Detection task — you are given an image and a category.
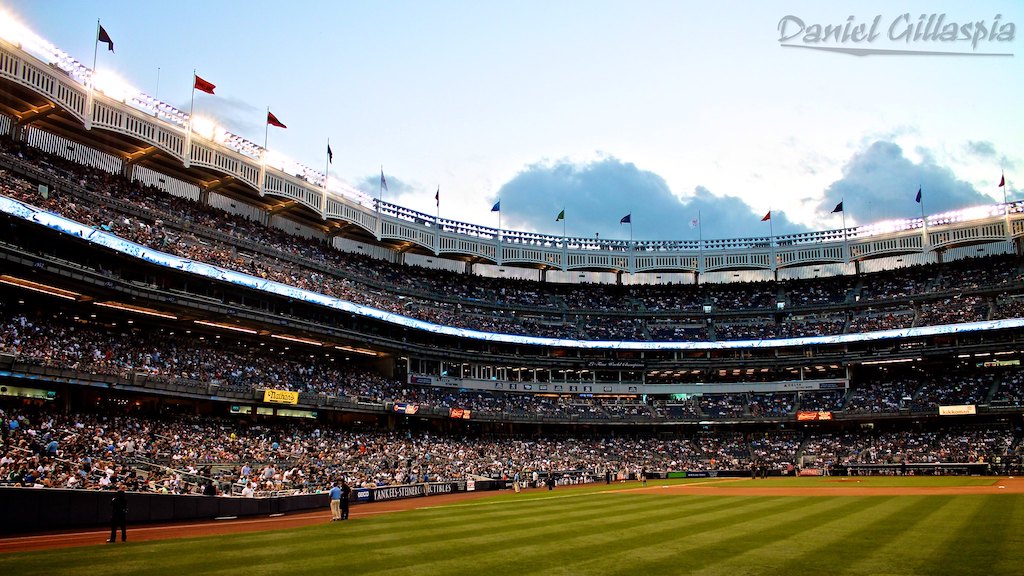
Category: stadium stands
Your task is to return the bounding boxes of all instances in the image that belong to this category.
[1,101,1024,501]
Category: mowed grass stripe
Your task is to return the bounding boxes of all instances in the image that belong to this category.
[836,495,1016,576]
[268,493,772,574]
[931,495,1023,576]
[770,495,947,575]
[556,496,870,576]
[990,492,1024,574]
[341,494,805,576]
[429,496,803,572]
[336,492,678,553]
[730,495,954,576]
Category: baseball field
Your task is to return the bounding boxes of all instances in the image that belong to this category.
[2,476,1022,575]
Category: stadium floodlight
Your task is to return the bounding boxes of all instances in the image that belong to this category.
[94,301,178,320]
[0,8,29,48]
[929,204,1004,227]
[271,333,323,346]
[861,358,916,365]
[858,218,916,237]
[194,320,259,334]
[189,115,219,142]
[0,274,85,301]
[91,69,138,103]
[0,9,63,67]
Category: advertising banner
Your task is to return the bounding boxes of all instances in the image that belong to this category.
[263,389,299,405]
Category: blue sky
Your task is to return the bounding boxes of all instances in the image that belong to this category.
[1,1,1020,240]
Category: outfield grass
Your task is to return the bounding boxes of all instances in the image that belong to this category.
[2,478,1022,576]
[705,475,1000,488]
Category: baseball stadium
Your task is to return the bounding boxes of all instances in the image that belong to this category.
[1,5,1023,576]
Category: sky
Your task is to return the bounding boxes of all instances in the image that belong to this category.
[1,1,1020,241]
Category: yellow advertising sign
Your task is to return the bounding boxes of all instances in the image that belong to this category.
[263,389,299,405]
[938,404,976,416]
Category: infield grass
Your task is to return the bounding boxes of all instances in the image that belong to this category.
[2,477,1022,576]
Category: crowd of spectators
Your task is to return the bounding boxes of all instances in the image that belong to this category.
[916,295,991,326]
[847,308,915,332]
[992,371,1024,407]
[993,295,1024,320]
[782,276,855,307]
[5,307,1024,426]
[910,373,996,411]
[844,378,923,414]
[0,405,843,493]
[8,406,1012,494]
[3,139,1023,345]
[795,390,844,411]
[802,427,1016,469]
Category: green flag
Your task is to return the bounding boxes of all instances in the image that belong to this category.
[556,209,565,221]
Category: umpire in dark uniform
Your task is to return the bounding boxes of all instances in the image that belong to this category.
[107,488,128,542]
[340,480,351,520]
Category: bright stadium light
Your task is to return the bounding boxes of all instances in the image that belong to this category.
[858,217,917,237]
[929,204,1004,226]
[0,9,28,47]
[189,115,219,141]
[91,69,139,103]
[0,10,55,63]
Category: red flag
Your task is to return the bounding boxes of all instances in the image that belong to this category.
[97,25,114,52]
[193,75,216,95]
[267,111,287,129]
[999,173,1005,187]
[761,211,771,222]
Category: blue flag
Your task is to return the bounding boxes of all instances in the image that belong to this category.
[620,213,631,224]
[491,200,501,212]
[915,187,921,203]
[380,169,388,191]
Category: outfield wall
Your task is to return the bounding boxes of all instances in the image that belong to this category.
[0,480,499,534]
[0,488,327,534]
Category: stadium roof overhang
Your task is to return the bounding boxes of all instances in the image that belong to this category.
[0,75,363,237]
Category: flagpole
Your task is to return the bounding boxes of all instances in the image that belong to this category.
[263,107,270,153]
[840,199,849,263]
[185,71,196,168]
[324,138,331,190]
[434,186,440,255]
[1003,170,1011,243]
[378,165,383,211]
[496,198,502,264]
[561,208,567,272]
[258,107,270,197]
[919,184,928,246]
[697,209,703,278]
[86,19,100,130]
[321,138,330,219]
